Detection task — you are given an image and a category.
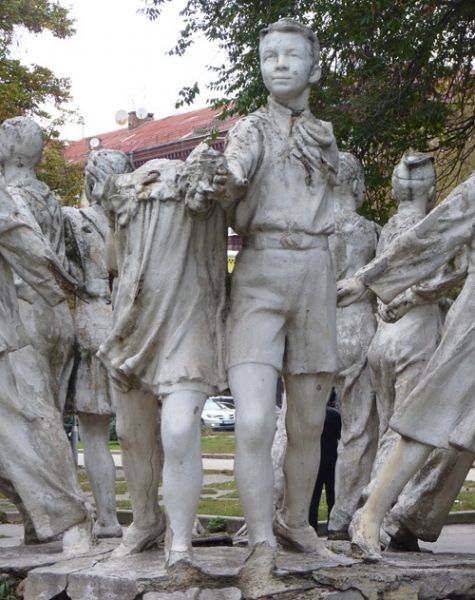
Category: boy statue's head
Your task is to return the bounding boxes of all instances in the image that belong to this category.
[392,152,436,212]
[0,117,43,171]
[85,149,133,205]
[259,18,320,105]
[336,152,366,210]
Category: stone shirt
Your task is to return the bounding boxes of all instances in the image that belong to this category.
[224,97,338,241]
[0,186,67,353]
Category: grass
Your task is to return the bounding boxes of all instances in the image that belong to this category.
[75,472,475,520]
[201,432,235,454]
[93,432,236,455]
[198,497,243,517]
[450,481,475,512]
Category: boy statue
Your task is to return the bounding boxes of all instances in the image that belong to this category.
[210,18,340,573]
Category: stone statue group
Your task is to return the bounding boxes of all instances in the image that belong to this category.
[0,16,474,584]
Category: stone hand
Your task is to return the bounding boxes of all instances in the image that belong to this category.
[49,260,89,302]
[85,163,110,203]
[380,298,413,322]
[210,165,229,198]
[337,277,367,306]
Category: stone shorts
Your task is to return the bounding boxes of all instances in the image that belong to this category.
[226,247,337,375]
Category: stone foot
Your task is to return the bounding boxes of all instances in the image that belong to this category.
[384,520,421,553]
[239,542,278,597]
[273,512,318,553]
[166,557,205,589]
[166,549,193,568]
[62,517,95,558]
[112,519,165,557]
[93,522,123,539]
[387,531,421,553]
[273,512,345,561]
[349,508,382,563]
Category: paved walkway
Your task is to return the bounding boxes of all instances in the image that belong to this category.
[77,451,235,472]
[1,522,474,553]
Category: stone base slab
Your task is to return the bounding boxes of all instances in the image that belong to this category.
[1,542,474,599]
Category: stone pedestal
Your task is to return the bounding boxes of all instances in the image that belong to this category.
[1,542,474,599]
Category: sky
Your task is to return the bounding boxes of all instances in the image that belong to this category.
[14,0,222,140]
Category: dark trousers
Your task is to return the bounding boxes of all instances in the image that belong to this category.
[309,467,336,531]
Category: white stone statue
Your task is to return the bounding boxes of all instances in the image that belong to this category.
[89,145,227,569]
[208,18,346,576]
[383,445,475,550]
[0,117,75,414]
[357,153,475,553]
[0,178,93,556]
[62,150,132,540]
[325,152,379,539]
[363,154,443,484]
[337,169,475,561]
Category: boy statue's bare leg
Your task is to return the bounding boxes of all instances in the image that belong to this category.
[112,387,165,557]
[161,390,207,567]
[276,372,334,555]
[230,363,279,550]
[350,436,432,561]
[78,413,122,538]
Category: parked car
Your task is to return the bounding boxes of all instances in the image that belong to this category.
[201,397,235,431]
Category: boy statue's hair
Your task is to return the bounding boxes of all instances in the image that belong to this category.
[259,18,320,65]
[393,151,436,209]
[336,152,364,187]
[0,117,43,168]
[87,149,133,175]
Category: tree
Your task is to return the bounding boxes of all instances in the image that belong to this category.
[141,0,475,223]
[1,2,82,205]
[37,139,84,206]
[0,0,74,125]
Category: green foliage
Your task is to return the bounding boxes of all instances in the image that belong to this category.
[0,0,75,125]
[36,139,83,207]
[141,0,475,223]
[206,516,227,532]
[0,576,21,600]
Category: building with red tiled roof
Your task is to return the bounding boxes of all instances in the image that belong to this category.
[64,107,240,167]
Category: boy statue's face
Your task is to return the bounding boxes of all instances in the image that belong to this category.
[259,30,320,103]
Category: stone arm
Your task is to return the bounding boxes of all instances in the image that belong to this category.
[212,118,263,212]
[338,171,475,306]
[380,247,468,322]
[0,187,81,305]
[62,208,87,287]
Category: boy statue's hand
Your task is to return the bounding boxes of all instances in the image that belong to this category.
[337,277,367,307]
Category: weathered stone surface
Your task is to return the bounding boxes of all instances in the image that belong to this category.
[143,591,200,600]
[18,544,475,600]
[143,590,242,600]
[0,541,64,576]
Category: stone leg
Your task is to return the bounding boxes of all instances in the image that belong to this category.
[328,364,378,534]
[112,386,164,556]
[281,373,333,528]
[78,412,122,538]
[275,372,336,555]
[385,447,475,544]
[366,360,426,496]
[0,475,40,543]
[350,436,433,561]
[0,350,90,541]
[229,363,279,549]
[160,390,207,566]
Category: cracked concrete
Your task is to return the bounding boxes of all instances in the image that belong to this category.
[0,541,472,600]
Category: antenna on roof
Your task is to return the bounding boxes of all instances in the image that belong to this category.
[136,107,148,120]
[115,109,128,126]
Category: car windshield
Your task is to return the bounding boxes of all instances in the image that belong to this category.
[205,399,233,411]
